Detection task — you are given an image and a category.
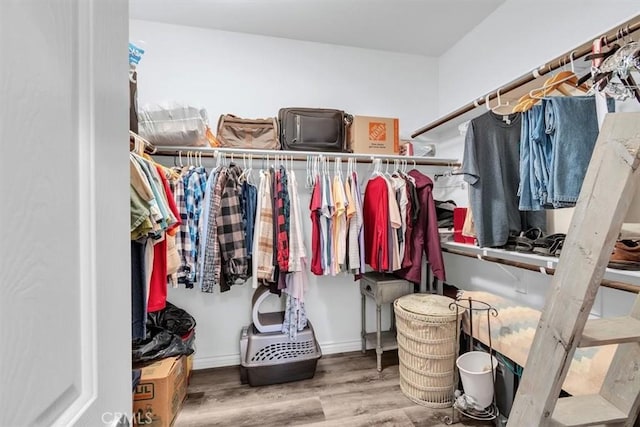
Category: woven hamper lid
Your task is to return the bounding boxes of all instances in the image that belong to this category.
[395,294,457,321]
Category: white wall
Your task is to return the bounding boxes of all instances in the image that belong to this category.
[130,19,443,369]
[131,19,439,140]
[435,1,640,314]
[438,0,640,116]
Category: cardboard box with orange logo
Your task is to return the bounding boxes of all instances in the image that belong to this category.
[133,356,187,426]
[348,115,399,155]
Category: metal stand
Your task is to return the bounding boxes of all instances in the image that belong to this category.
[443,297,500,425]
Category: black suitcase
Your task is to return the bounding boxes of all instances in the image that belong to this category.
[278,107,352,152]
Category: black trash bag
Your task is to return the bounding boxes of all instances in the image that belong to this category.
[132,325,194,364]
[147,301,196,337]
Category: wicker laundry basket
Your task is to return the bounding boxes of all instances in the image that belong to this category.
[394,294,459,408]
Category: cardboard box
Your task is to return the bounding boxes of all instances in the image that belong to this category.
[186,354,193,382]
[348,116,399,155]
[133,356,187,427]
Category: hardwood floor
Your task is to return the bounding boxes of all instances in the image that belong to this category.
[175,350,493,427]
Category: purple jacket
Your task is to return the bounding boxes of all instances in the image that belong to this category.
[395,170,446,284]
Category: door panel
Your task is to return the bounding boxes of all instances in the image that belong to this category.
[0,0,130,426]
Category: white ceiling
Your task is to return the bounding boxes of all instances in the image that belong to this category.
[130,0,506,57]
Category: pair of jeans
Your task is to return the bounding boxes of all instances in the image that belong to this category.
[531,104,552,208]
[518,105,546,211]
[518,105,550,211]
[544,96,614,208]
[521,97,612,210]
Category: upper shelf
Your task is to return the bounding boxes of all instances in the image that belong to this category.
[442,241,640,289]
[153,145,460,167]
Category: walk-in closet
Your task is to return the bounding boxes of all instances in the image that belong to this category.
[3,2,640,426]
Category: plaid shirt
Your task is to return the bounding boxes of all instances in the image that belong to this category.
[201,169,227,292]
[184,167,208,285]
[217,165,248,291]
[276,169,290,272]
[168,171,190,284]
[256,170,275,282]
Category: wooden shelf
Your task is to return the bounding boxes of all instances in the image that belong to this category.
[580,317,640,347]
[442,241,640,290]
[551,394,627,426]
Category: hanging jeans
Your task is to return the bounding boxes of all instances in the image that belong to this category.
[530,103,552,209]
[544,96,614,208]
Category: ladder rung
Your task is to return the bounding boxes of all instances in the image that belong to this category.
[579,317,640,347]
[551,394,627,426]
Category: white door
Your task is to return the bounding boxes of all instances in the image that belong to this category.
[0,1,131,426]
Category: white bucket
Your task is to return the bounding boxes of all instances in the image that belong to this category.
[456,351,497,408]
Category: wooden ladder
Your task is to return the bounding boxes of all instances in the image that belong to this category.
[507,113,640,426]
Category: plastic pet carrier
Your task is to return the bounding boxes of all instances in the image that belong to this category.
[239,287,322,387]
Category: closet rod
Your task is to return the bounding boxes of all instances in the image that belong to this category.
[444,247,640,294]
[411,16,640,138]
[153,146,461,167]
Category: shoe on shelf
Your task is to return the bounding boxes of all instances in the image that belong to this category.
[532,233,566,257]
[608,240,640,270]
[514,228,544,253]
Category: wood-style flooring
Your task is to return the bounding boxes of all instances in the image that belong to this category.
[175,350,492,427]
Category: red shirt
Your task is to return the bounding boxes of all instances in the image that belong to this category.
[148,165,182,313]
[309,178,323,275]
[363,177,389,271]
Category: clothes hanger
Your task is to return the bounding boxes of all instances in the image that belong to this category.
[490,89,513,115]
[129,130,156,154]
[513,53,590,112]
[249,154,254,181]
[533,54,589,97]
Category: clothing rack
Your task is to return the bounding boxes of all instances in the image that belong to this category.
[412,16,640,138]
[154,145,460,167]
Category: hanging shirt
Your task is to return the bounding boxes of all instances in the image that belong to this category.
[345,176,359,272]
[462,111,545,247]
[168,172,189,285]
[276,168,290,273]
[401,176,415,270]
[363,176,389,271]
[320,173,334,275]
[255,170,275,283]
[200,169,227,293]
[309,176,323,276]
[217,165,249,291]
[384,176,402,271]
[353,172,366,275]
[332,174,347,274]
[242,181,258,267]
[184,167,208,285]
[135,156,170,232]
[155,165,182,288]
[287,171,306,272]
[147,171,181,313]
[392,176,409,266]
[130,184,152,240]
[130,155,161,225]
[395,170,446,283]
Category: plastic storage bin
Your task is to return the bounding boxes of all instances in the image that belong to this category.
[138,102,211,147]
[394,294,459,408]
[239,321,322,387]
